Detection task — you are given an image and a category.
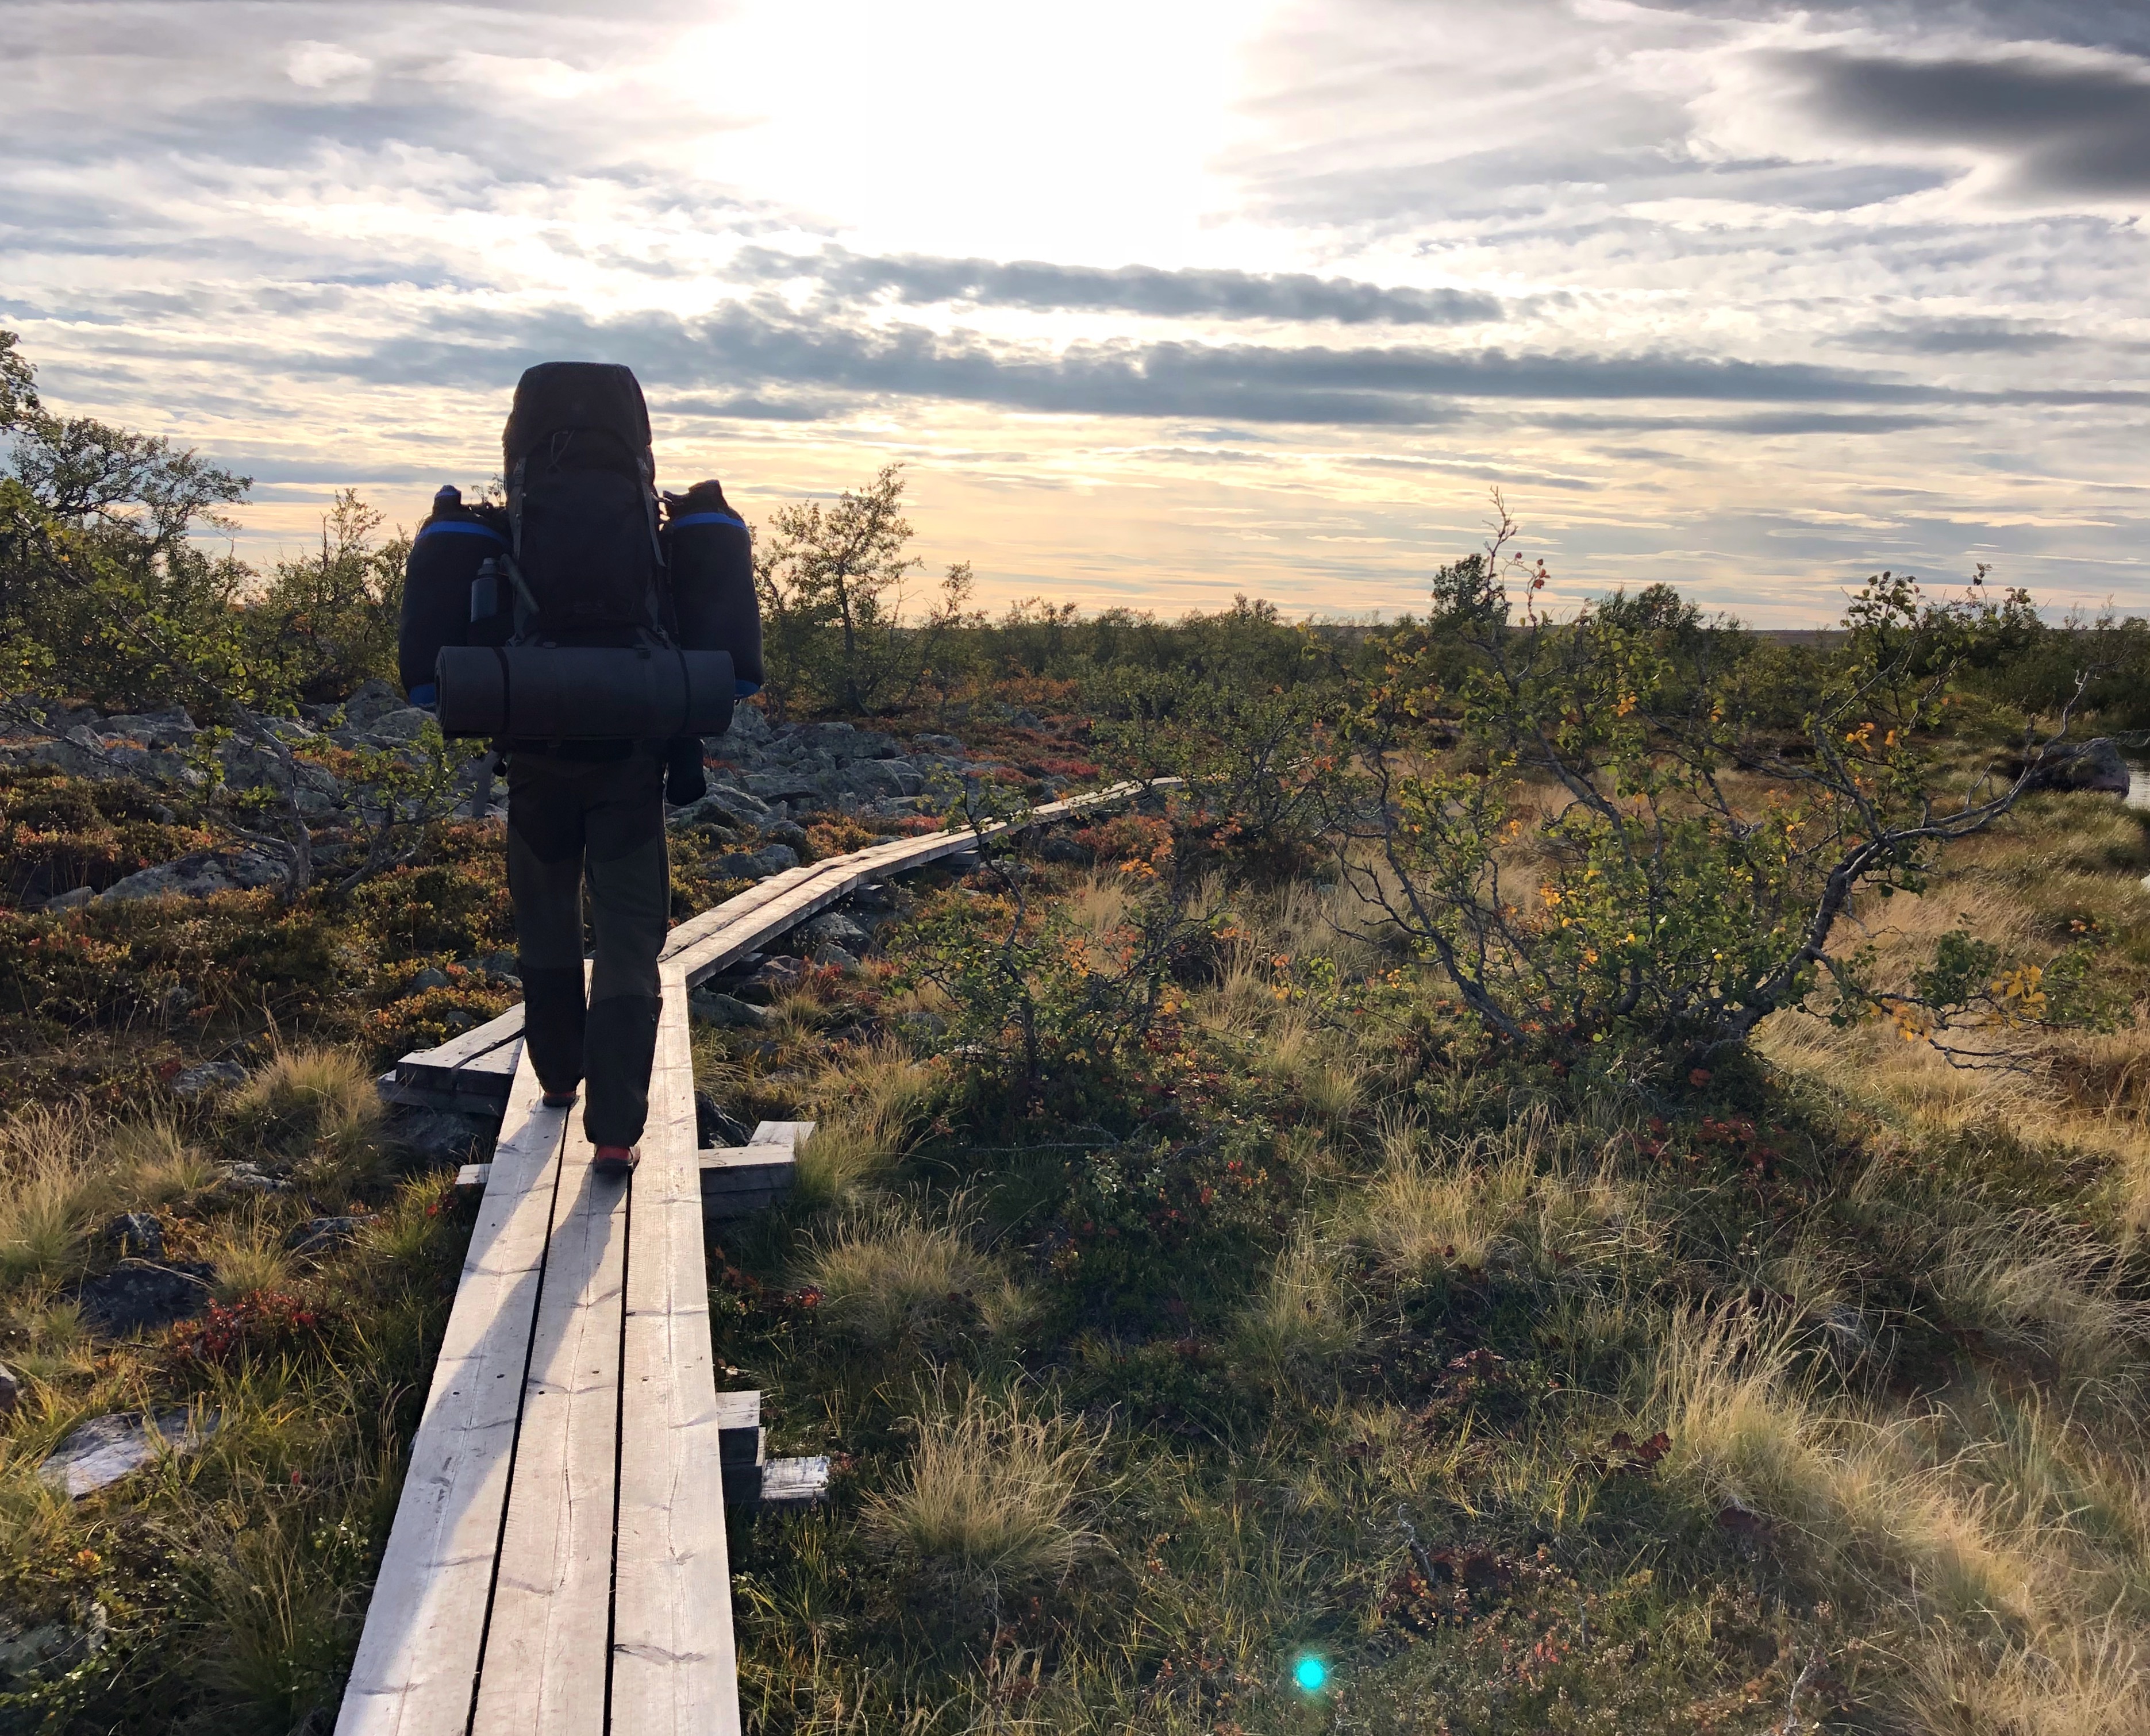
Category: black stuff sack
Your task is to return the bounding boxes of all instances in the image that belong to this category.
[397,485,509,703]
[663,479,764,693]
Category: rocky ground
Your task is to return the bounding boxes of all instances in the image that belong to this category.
[1,680,1058,913]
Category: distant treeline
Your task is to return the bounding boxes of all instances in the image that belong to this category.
[4,327,2143,735]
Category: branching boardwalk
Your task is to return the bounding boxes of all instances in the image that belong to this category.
[337,784,1163,1734]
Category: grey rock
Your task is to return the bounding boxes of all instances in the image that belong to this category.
[811,943,860,971]
[699,777,773,818]
[219,1161,291,1194]
[847,759,924,798]
[763,820,810,850]
[0,1610,103,1681]
[77,1260,214,1335]
[39,1408,218,1498]
[101,848,285,904]
[850,882,895,911]
[689,991,770,1030]
[915,733,966,755]
[2033,737,2130,794]
[739,956,808,1002]
[287,1215,371,1254]
[171,1060,247,1098]
[357,707,433,746]
[20,735,125,782]
[802,912,869,951]
[0,1359,18,1416]
[341,679,405,727]
[714,844,799,880]
[695,1092,754,1149]
[408,966,452,992]
[99,708,198,748]
[744,772,826,806]
[41,886,94,913]
[720,704,774,747]
[1009,709,1042,729]
[667,792,747,834]
[219,735,293,794]
[104,1212,164,1260]
[387,1106,491,1164]
[1035,832,1094,865]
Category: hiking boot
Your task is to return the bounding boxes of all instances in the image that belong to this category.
[540,1087,578,1110]
[593,1144,639,1177]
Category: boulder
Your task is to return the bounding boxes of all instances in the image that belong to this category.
[77,1260,214,1335]
[1035,833,1094,865]
[41,886,94,913]
[763,819,810,850]
[342,679,406,729]
[287,1215,371,1254]
[811,943,860,971]
[356,707,433,746]
[103,1212,164,1260]
[736,956,807,1003]
[387,1106,491,1164]
[698,779,774,819]
[667,792,749,834]
[101,849,285,904]
[407,966,452,993]
[39,1408,218,1498]
[0,1358,18,1416]
[802,913,869,952]
[695,1092,754,1149]
[689,991,770,1030]
[218,1161,291,1194]
[714,844,800,880]
[171,1060,247,1098]
[0,1608,106,1681]
[718,705,774,748]
[2030,737,2130,794]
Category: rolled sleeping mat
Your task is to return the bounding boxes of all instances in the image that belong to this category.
[434,644,735,740]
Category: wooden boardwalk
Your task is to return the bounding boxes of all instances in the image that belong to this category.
[339,785,1160,1734]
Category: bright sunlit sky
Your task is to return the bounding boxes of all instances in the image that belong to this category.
[6,0,2150,623]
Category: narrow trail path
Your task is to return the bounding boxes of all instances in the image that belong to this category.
[337,783,1159,1735]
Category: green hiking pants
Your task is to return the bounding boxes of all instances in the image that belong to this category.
[506,748,670,1149]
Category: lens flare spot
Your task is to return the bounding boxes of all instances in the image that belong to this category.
[1294,1655,1327,1693]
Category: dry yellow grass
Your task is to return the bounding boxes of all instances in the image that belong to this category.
[0,1104,111,1287]
[1233,1233,1359,1380]
[794,1040,940,1205]
[227,1047,386,1197]
[802,1199,997,1348]
[860,1384,1103,1588]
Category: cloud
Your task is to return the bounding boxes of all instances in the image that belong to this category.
[309,299,2010,428]
[1839,318,2074,354]
[733,245,1504,325]
[1779,48,2150,197]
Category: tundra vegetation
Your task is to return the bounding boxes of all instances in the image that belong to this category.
[2,329,2150,1732]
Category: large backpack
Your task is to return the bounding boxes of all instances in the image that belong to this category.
[501,361,664,642]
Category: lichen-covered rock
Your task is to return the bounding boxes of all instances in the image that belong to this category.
[101,848,285,903]
[2033,737,2130,794]
[39,1409,218,1498]
[714,843,800,880]
[76,1260,214,1335]
[689,990,770,1030]
[103,1212,164,1260]
[802,912,869,952]
[171,1060,247,1097]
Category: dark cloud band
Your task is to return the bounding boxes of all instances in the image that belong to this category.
[733,246,1504,326]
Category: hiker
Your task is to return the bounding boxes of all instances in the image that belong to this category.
[398,361,761,1176]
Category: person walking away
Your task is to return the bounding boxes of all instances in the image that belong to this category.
[398,361,761,1177]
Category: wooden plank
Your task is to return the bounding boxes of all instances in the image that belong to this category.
[336,1053,570,1736]
[610,965,743,1734]
[391,781,1172,1109]
[468,1106,627,1735]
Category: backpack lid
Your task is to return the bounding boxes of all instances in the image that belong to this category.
[503,361,653,473]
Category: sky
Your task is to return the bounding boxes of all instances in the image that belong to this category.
[5,0,2150,625]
